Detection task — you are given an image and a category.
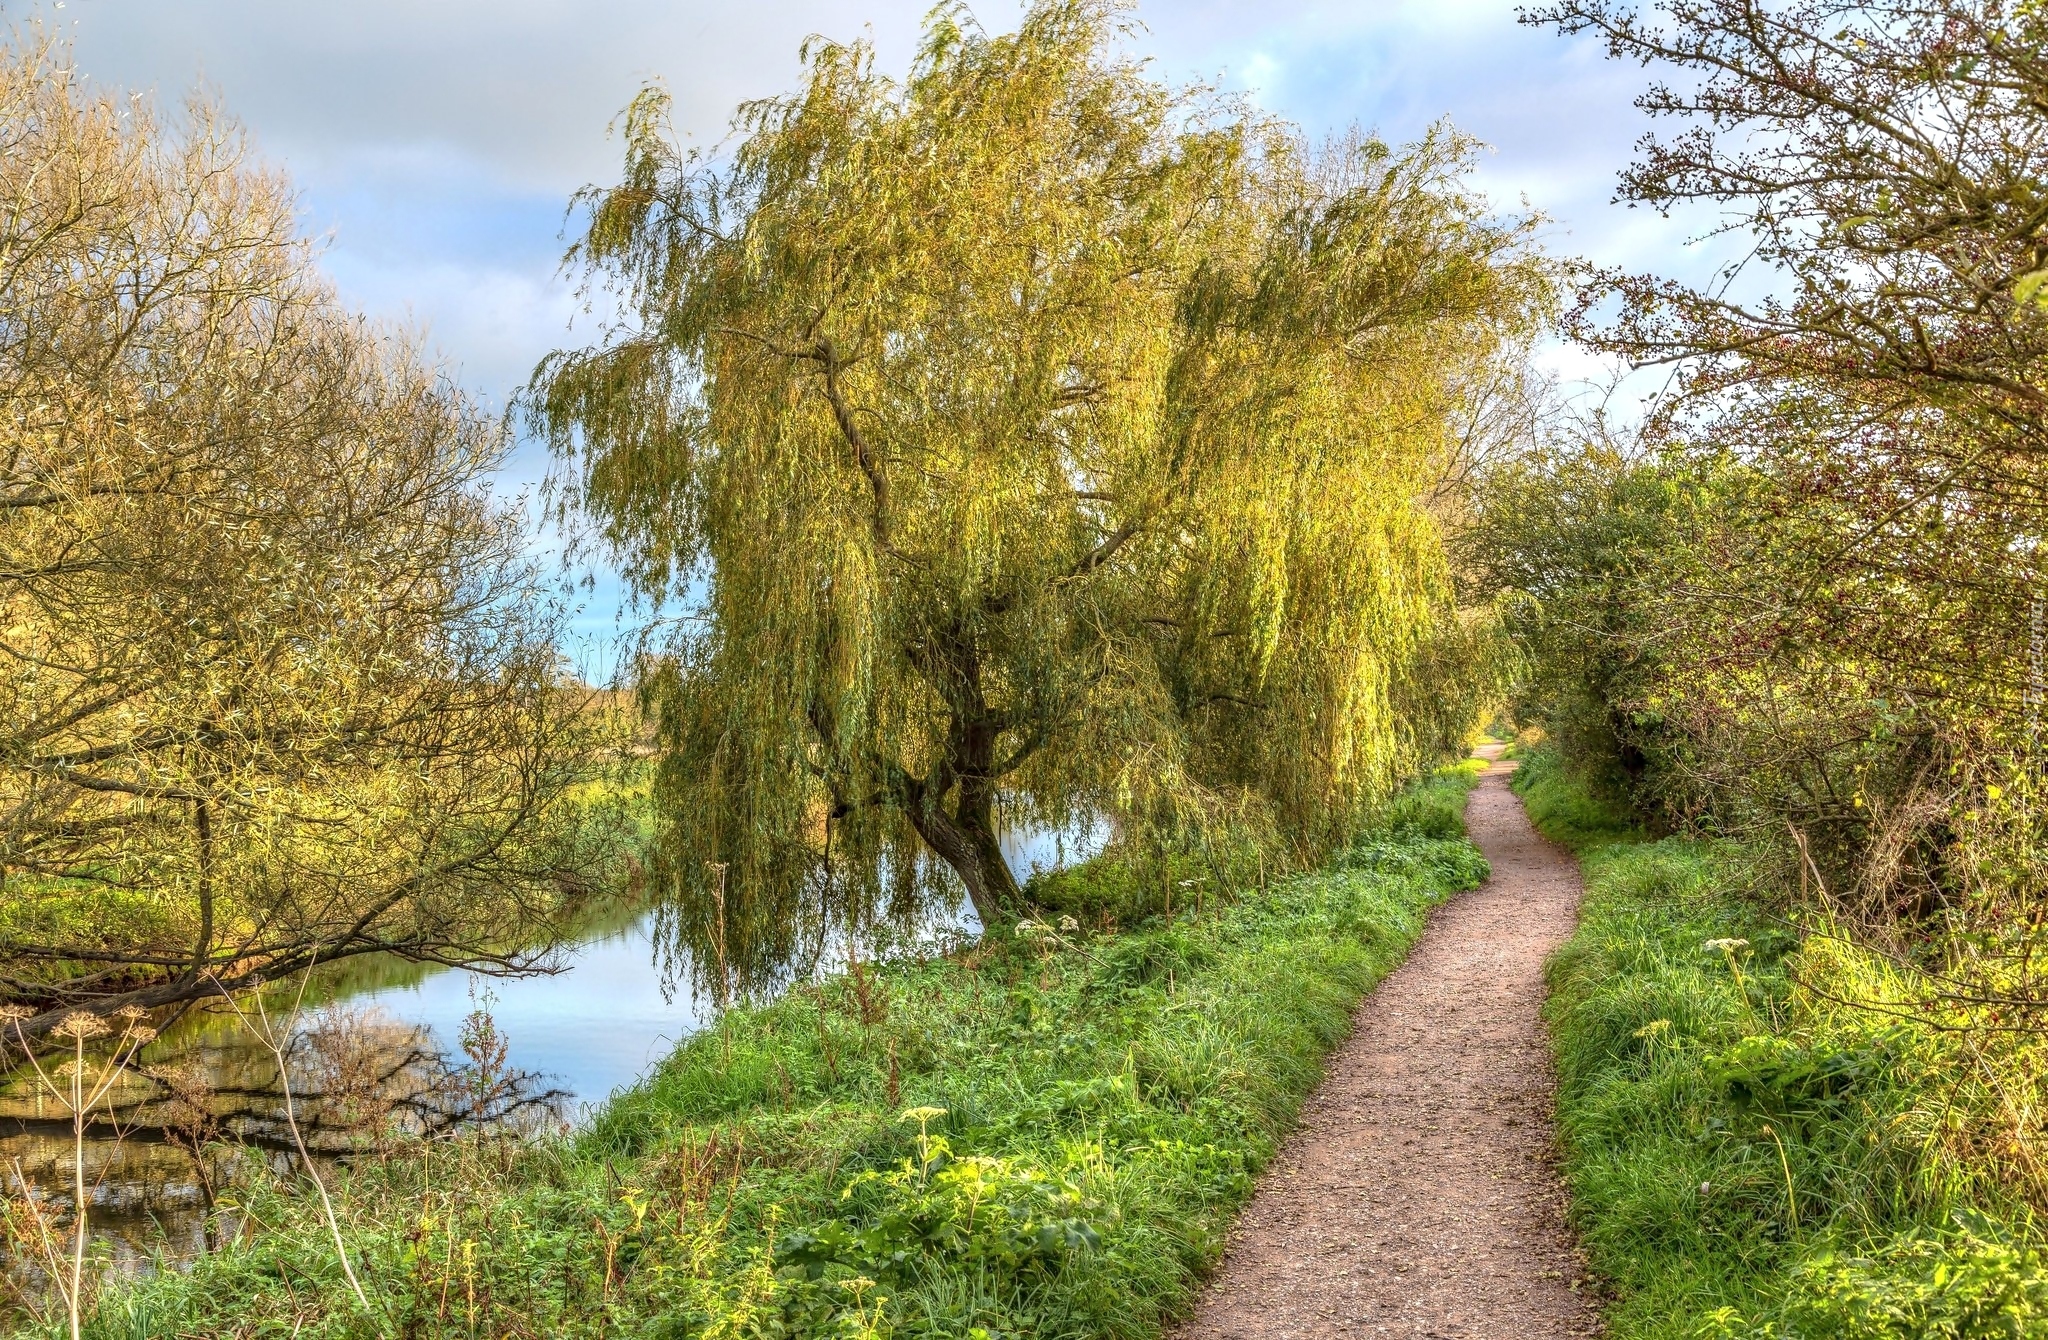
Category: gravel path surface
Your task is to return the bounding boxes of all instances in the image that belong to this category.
[1171,748,1601,1339]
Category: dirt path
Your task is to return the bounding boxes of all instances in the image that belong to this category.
[1171,747,1600,1339]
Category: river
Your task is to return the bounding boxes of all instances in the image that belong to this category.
[0,820,1097,1292]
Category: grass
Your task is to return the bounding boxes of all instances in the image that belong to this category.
[1509,745,1640,850]
[50,765,1488,1340]
[1521,747,2048,1338]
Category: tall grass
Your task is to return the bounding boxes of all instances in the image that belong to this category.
[1524,747,2048,1338]
[52,767,1489,1340]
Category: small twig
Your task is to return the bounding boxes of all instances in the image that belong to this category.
[8,1156,69,1319]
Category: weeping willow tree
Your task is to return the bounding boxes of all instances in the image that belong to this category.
[530,1,1548,963]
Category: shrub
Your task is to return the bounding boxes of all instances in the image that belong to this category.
[1534,758,2048,1339]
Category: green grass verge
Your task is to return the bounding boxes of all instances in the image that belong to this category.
[63,766,1487,1340]
[1520,747,2048,1339]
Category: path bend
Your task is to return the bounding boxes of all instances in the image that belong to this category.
[1172,748,1600,1339]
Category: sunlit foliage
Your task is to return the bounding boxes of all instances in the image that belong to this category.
[1480,0,2048,1228]
[531,1,1547,966]
[1524,751,2048,1337]
[0,29,604,1035]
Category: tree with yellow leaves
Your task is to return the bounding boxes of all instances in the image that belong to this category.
[0,28,603,1035]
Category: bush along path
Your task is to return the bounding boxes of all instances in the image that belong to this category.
[1173,746,1600,1339]
[1524,745,2048,1338]
[59,769,1491,1340]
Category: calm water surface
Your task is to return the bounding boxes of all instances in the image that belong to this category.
[0,821,1095,1286]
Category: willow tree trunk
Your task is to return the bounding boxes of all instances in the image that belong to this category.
[905,780,1022,928]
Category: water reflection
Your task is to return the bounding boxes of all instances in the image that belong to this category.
[1,1124,242,1273]
[327,904,706,1115]
[0,998,563,1302]
[0,815,1099,1306]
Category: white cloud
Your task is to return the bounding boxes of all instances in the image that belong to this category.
[50,0,1706,406]
[63,0,933,192]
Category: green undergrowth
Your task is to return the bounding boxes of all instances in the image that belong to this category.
[65,766,1488,1340]
[1523,748,2048,1338]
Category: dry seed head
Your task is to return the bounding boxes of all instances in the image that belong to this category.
[53,1011,109,1040]
[0,1005,31,1024]
[114,1005,148,1022]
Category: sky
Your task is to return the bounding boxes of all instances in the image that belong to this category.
[46,0,1704,670]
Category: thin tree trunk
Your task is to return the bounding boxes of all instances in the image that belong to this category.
[186,796,213,984]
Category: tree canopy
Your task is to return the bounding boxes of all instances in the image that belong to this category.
[1530,0,2048,718]
[1479,0,2048,1012]
[531,0,1547,960]
[0,30,603,1036]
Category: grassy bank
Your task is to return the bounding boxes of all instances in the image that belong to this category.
[57,765,1487,1340]
[1521,748,2048,1338]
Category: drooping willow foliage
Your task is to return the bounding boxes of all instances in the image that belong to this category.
[529,0,1549,980]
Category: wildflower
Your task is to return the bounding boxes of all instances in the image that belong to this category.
[1632,1019,1672,1039]
[1058,915,1079,933]
[1705,939,1755,1002]
[899,1105,948,1126]
[52,1011,108,1041]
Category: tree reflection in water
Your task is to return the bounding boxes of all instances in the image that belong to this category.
[0,1002,565,1314]
[0,814,1087,1319]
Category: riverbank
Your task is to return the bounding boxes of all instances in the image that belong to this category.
[45,765,1489,1340]
[1523,748,2048,1336]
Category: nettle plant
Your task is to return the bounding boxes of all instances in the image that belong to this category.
[778,1105,1106,1293]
